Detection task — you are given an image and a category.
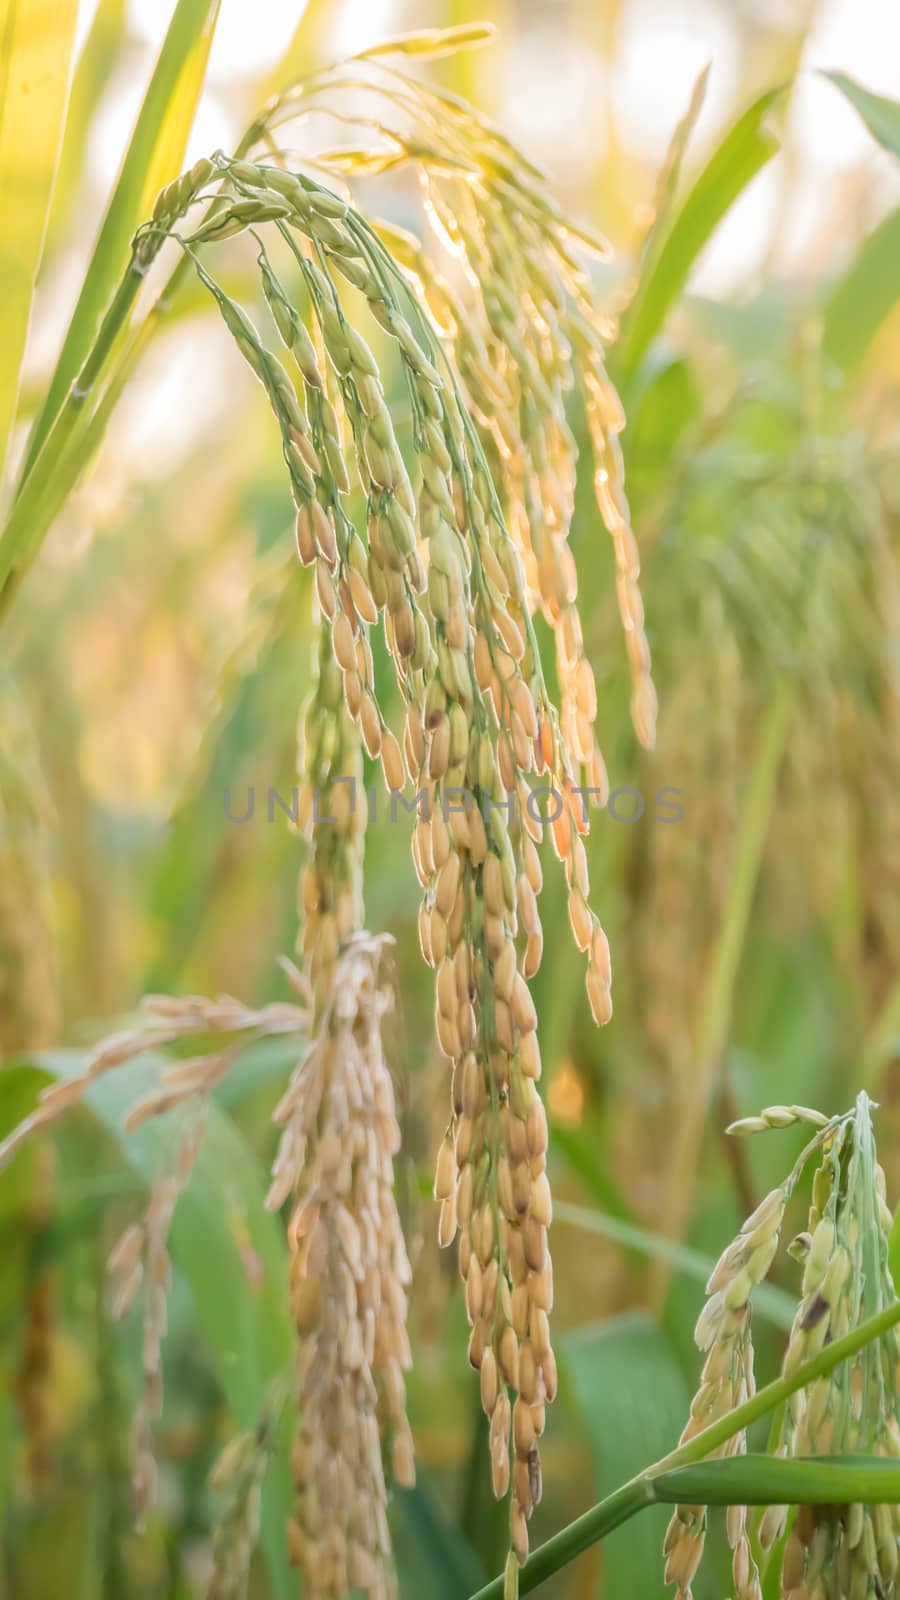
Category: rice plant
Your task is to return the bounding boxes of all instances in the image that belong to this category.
[1,7,899,1600]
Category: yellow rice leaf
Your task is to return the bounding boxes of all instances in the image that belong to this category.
[0,0,78,481]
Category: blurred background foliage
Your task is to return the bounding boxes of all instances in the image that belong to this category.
[1,0,899,1596]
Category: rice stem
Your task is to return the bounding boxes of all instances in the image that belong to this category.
[468,1297,900,1598]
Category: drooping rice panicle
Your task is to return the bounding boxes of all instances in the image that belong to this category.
[268,630,415,1597]
[152,89,643,1560]
[663,1181,788,1600]
[0,982,311,1171]
[665,1097,900,1600]
[774,1094,900,1600]
[268,935,414,1600]
[108,1115,205,1514]
[295,630,366,994]
[255,50,656,756]
[1,26,658,1580]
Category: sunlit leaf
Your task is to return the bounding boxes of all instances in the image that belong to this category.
[631,64,710,287]
[19,0,222,484]
[353,24,496,61]
[45,0,128,249]
[0,0,79,479]
[616,87,786,381]
[822,205,900,377]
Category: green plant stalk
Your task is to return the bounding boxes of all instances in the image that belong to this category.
[0,265,144,608]
[469,1298,900,1599]
[0,151,250,615]
[652,679,795,1305]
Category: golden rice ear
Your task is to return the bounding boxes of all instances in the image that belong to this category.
[277,939,414,1597]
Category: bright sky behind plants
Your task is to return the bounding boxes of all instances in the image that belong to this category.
[68,0,900,302]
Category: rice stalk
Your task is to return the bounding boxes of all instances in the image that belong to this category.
[295,629,366,995]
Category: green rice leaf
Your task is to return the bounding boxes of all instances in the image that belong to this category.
[653,1453,900,1506]
[616,86,785,382]
[631,64,710,289]
[396,1476,485,1597]
[822,205,900,377]
[3,1052,293,1600]
[555,1201,796,1329]
[823,71,900,161]
[560,1313,690,1600]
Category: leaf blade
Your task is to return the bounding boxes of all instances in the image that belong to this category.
[4,1051,294,1600]
[653,1452,900,1506]
[616,86,786,381]
[44,0,129,251]
[823,71,900,161]
[396,1477,486,1597]
[0,0,79,478]
[19,0,222,484]
[554,1200,796,1330]
[822,205,900,377]
[560,1313,690,1600]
